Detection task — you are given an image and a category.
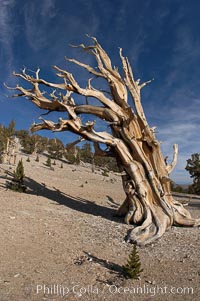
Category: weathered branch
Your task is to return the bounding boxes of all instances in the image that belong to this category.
[166,144,178,174]
[93,142,115,157]
[69,37,128,108]
[65,137,85,150]
[30,117,116,148]
[119,49,153,128]
[66,57,103,78]
[53,65,126,116]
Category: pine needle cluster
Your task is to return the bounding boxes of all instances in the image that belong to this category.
[123,245,143,279]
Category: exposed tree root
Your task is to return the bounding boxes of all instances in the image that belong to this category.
[117,193,200,246]
[172,202,200,227]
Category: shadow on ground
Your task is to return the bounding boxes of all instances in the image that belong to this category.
[188,202,200,209]
[83,251,124,275]
[24,176,123,224]
[82,252,125,285]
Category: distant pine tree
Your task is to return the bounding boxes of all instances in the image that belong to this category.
[102,169,109,177]
[185,153,200,195]
[75,151,81,165]
[7,159,26,192]
[123,245,143,279]
[46,156,51,167]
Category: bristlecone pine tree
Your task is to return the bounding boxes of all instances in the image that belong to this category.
[123,245,143,279]
[46,156,51,167]
[35,154,39,162]
[185,153,200,195]
[8,159,26,192]
[9,36,200,245]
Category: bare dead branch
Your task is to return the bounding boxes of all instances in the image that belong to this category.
[65,137,85,150]
[166,144,178,174]
[66,57,103,78]
[93,142,114,157]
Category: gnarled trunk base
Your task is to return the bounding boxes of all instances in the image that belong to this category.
[117,192,200,246]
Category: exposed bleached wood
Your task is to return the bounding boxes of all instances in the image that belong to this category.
[65,137,85,150]
[166,144,178,174]
[93,142,115,157]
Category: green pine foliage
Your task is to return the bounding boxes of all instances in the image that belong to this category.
[80,142,93,163]
[185,153,200,195]
[102,169,109,177]
[47,138,64,159]
[16,132,48,155]
[46,156,51,167]
[123,245,143,279]
[7,159,26,192]
[0,120,16,163]
[75,151,81,165]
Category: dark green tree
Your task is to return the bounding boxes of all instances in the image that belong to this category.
[123,245,143,279]
[65,146,81,164]
[185,153,200,195]
[0,120,16,163]
[80,142,93,163]
[47,138,64,159]
[5,119,16,138]
[7,159,26,192]
[19,134,48,155]
[15,129,29,141]
[75,149,81,165]
[46,156,51,167]
[35,154,39,162]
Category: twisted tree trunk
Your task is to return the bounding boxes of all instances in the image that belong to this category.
[9,36,199,245]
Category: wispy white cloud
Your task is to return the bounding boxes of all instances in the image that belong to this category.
[141,14,200,184]
[0,0,16,72]
[41,0,57,18]
[0,0,15,43]
[158,116,200,184]
[23,0,57,51]
[164,25,200,89]
[23,0,100,60]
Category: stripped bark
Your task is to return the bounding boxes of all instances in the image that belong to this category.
[9,37,200,245]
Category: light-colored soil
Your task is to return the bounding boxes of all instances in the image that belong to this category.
[0,154,199,301]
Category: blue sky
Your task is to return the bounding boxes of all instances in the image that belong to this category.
[0,0,200,184]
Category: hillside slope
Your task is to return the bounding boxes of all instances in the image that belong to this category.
[0,154,199,301]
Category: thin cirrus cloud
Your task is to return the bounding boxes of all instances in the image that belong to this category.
[0,0,16,73]
[0,0,15,44]
[23,0,57,51]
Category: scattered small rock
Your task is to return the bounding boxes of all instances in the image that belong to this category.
[9,216,16,220]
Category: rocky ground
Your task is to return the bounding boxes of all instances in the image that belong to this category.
[0,154,199,301]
